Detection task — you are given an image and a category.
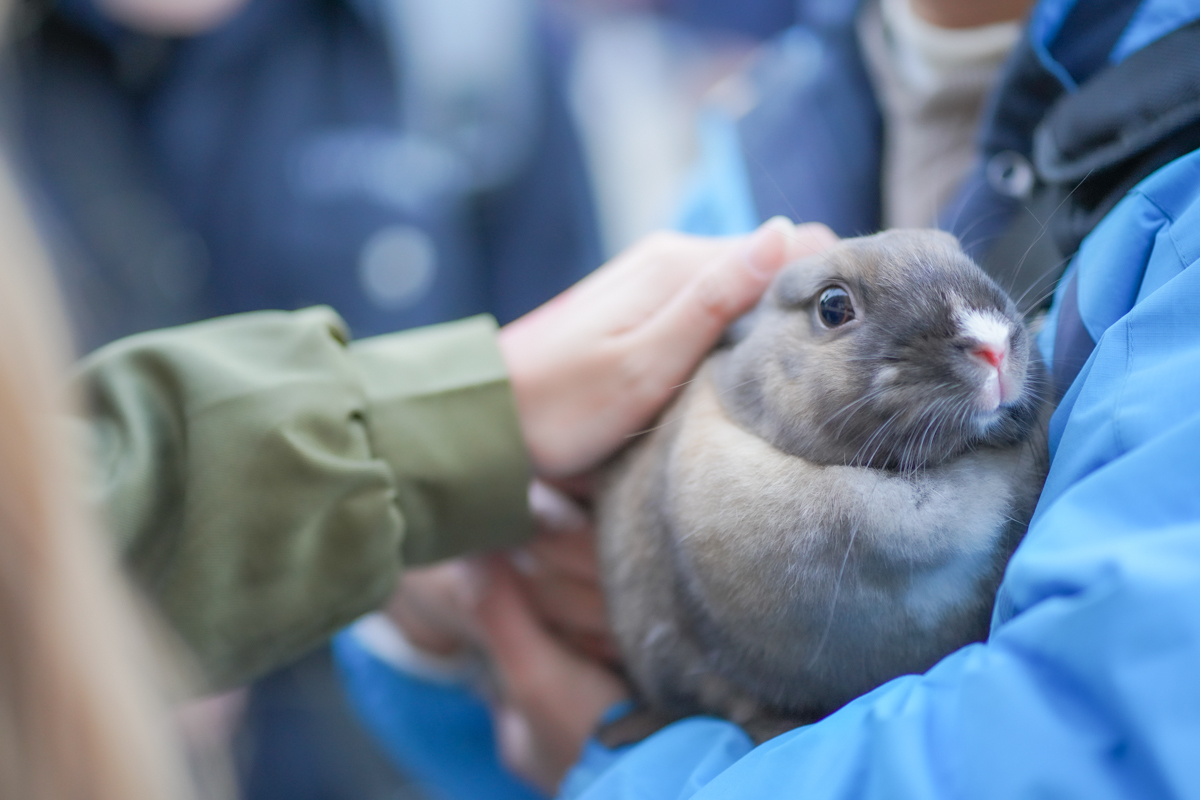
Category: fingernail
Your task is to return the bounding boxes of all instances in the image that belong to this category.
[793,222,838,251]
[743,224,786,278]
[528,479,589,533]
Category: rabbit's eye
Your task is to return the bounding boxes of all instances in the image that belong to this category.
[818,287,855,327]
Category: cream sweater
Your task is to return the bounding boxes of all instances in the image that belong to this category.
[858,0,1021,228]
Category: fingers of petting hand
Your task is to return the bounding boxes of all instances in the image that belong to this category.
[642,217,793,366]
[517,231,739,339]
[784,222,839,262]
[589,230,739,299]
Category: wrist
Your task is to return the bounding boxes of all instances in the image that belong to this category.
[496,319,569,477]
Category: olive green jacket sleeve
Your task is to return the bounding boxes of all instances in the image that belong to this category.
[76,307,532,689]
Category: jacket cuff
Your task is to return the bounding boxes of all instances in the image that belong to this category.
[351,315,533,565]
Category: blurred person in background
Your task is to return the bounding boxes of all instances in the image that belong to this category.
[0,4,829,781]
[13,0,600,351]
[9,0,601,797]
[552,0,796,257]
[4,0,830,797]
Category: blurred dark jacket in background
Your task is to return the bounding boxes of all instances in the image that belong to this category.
[12,0,601,353]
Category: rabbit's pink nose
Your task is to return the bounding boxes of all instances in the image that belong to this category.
[971,344,1006,369]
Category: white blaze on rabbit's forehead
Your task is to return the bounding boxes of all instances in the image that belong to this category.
[956,308,1011,349]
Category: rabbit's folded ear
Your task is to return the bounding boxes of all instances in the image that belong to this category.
[873,227,961,249]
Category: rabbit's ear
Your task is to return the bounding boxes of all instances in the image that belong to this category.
[771,242,851,309]
[773,260,822,308]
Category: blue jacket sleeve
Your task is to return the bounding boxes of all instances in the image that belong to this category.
[563,143,1200,800]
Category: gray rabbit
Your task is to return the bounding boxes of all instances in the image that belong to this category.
[596,229,1051,745]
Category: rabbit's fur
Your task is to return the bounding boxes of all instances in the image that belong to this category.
[597,230,1050,744]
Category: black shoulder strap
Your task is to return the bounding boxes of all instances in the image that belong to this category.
[982,19,1200,316]
[978,19,1200,396]
[1034,18,1200,257]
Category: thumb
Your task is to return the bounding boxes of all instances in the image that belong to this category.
[475,557,559,706]
[640,218,835,381]
[655,216,793,341]
[477,558,626,710]
[474,558,628,791]
[472,556,614,705]
[784,221,839,262]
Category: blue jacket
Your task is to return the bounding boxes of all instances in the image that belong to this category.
[338,1,1200,798]
[558,0,1200,797]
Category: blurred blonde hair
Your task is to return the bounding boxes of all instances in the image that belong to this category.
[0,143,196,797]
